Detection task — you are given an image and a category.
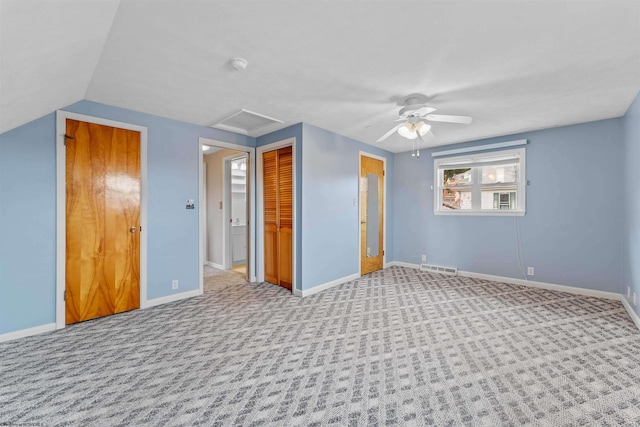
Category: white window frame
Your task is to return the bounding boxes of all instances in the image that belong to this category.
[434,147,526,216]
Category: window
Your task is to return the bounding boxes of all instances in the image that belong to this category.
[434,147,525,216]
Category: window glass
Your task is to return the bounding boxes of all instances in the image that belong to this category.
[434,146,526,216]
[442,189,472,210]
[481,165,517,184]
[443,168,471,186]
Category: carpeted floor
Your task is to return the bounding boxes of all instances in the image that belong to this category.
[203,265,248,293]
[1,267,639,426]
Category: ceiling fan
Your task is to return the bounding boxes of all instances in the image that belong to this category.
[376,94,473,147]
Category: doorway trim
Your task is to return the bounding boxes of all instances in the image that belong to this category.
[223,154,249,270]
[256,138,297,291]
[358,151,387,276]
[55,111,148,330]
[199,138,256,291]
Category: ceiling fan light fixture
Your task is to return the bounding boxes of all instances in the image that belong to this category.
[416,121,431,136]
[398,123,418,139]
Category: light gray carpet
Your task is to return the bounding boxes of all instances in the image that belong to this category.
[1,267,639,426]
[203,265,248,293]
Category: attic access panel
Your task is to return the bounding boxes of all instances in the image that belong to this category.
[209,109,283,135]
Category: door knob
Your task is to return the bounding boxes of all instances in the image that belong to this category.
[130,227,137,233]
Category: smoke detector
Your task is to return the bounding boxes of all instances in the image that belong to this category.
[229,57,248,71]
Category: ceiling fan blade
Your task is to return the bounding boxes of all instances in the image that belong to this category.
[425,114,472,124]
[423,131,435,143]
[417,131,436,145]
[376,122,405,143]
[413,106,438,117]
[365,118,405,129]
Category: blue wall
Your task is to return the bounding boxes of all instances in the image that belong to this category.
[1,96,636,336]
[0,113,57,334]
[0,101,255,335]
[300,123,394,290]
[623,91,640,317]
[394,118,625,293]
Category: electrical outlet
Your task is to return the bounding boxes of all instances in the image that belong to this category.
[527,267,534,276]
[172,280,179,290]
[422,254,427,262]
[628,287,632,299]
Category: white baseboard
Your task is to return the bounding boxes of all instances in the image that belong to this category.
[297,273,360,297]
[458,270,621,301]
[621,297,640,330]
[0,323,57,343]
[391,264,639,332]
[206,261,224,270]
[141,289,202,309]
[386,261,421,270]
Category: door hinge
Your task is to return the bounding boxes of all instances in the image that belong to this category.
[63,134,74,146]
[383,250,385,256]
[64,290,66,301]
[383,170,385,176]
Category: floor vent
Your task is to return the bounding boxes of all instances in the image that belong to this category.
[420,264,458,276]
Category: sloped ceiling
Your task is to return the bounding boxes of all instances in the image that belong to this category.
[0,0,120,134]
[1,0,639,152]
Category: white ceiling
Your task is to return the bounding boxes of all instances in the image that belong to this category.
[1,1,639,152]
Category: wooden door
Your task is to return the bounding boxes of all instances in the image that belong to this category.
[360,155,384,275]
[263,146,293,290]
[65,119,141,324]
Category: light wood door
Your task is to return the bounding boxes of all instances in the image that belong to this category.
[65,119,140,324]
[360,155,384,275]
[263,146,293,290]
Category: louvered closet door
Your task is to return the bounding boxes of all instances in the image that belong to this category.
[263,150,279,285]
[262,146,293,290]
[277,147,293,289]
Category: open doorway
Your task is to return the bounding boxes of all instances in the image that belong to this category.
[201,141,253,293]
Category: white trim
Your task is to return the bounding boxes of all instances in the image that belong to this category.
[222,154,248,270]
[358,151,387,277]
[434,210,525,217]
[206,261,225,270]
[202,161,207,265]
[621,298,640,331]
[434,147,526,216]
[386,261,421,270]
[56,111,148,330]
[0,323,57,343]
[458,270,621,301]
[296,273,360,297]
[200,138,256,283]
[222,156,231,269]
[256,138,297,290]
[432,139,528,158]
[141,289,202,309]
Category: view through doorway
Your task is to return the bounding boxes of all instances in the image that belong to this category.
[202,144,249,292]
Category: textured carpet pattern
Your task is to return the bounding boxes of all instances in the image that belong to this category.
[203,265,248,293]
[1,267,640,426]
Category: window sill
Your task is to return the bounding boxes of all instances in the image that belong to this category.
[434,210,525,217]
